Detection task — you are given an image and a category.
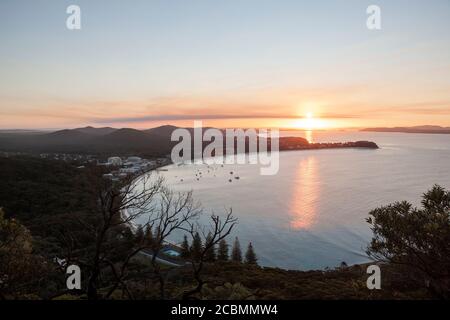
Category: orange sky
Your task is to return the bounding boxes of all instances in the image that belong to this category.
[2,85,449,130]
[1,1,450,130]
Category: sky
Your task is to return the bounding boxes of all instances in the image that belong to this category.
[0,0,449,130]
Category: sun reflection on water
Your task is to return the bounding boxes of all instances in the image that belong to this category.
[304,130,313,143]
[289,156,319,230]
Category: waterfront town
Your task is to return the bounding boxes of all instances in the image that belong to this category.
[0,150,171,181]
[99,156,171,181]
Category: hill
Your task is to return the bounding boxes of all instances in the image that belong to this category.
[0,125,378,157]
[0,126,174,156]
[72,126,117,135]
[143,124,178,137]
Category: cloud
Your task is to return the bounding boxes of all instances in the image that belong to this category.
[93,112,360,124]
[359,101,450,116]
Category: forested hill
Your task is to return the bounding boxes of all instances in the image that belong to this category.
[0,156,90,221]
[0,156,100,257]
[0,125,378,156]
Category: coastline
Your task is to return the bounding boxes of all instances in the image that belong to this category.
[123,143,379,271]
[362,127,450,134]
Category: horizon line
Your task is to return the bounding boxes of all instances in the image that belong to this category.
[1,124,449,132]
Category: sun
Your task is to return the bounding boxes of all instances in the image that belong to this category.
[292,112,325,130]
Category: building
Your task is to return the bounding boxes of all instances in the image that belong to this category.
[126,156,142,164]
[107,156,122,166]
[120,167,140,174]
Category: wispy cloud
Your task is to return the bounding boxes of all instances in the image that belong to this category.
[93,112,360,124]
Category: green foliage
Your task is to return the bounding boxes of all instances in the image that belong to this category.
[0,209,53,299]
[180,235,190,259]
[0,156,92,220]
[204,232,216,262]
[0,156,96,257]
[135,225,145,244]
[203,282,254,300]
[178,262,429,300]
[367,185,450,299]
[190,232,203,261]
[244,242,258,265]
[217,239,229,261]
[144,225,154,246]
[231,237,242,263]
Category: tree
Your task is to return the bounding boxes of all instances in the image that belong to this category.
[244,242,258,265]
[81,172,163,300]
[180,235,190,259]
[183,211,237,299]
[366,185,450,299]
[204,232,216,262]
[217,239,229,261]
[59,170,201,300]
[144,225,154,246]
[135,225,145,245]
[1,156,241,300]
[190,232,203,262]
[0,209,50,299]
[145,187,201,299]
[231,237,242,263]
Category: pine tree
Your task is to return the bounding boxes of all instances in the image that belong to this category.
[180,234,190,258]
[244,242,258,265]
[135,225,145,244]
[231,237,242,263]
[190,232,203,261]
[153,227,162,243]
[217,239,229,261]
[144,225,154,246]
[204,232,216,262]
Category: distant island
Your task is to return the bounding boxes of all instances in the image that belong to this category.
[362,125,450,134]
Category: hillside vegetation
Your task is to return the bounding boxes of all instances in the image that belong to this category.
[0,156,446,300]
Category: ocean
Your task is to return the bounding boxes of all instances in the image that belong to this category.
[134,130,450,270]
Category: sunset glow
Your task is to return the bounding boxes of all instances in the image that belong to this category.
[1,1,450,301]
[291,113,328,130]
[0,1,449,130]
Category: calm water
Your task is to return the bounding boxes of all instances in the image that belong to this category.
[135,131,450,270]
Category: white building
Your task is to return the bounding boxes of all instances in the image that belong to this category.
[126,156,142,164]
[107,156,122,166]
